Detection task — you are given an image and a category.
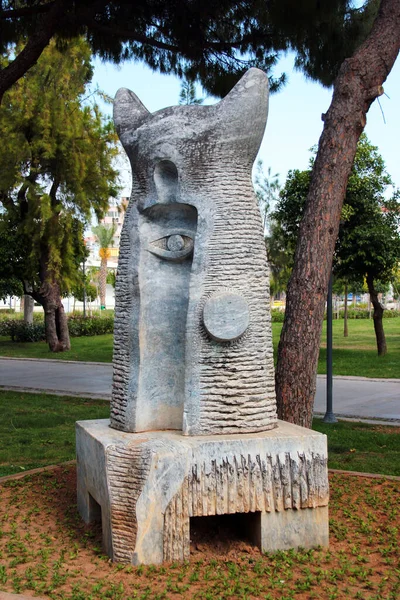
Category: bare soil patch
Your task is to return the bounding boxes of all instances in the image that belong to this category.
[0,466,398,599]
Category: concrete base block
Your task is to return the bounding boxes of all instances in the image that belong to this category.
[76,420,329,564]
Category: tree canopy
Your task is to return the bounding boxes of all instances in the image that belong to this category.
[0,37,120,349]
[0,0,380,101]
[272,136,399,276]
[271,134,400,354]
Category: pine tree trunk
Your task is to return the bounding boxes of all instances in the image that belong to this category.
[367,274,387,356]
[275,0,400,428]
[344,284,348,338]
[99,257,107,308]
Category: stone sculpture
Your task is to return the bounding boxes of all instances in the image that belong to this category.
[76,68,329,565]
[111,68,276,436]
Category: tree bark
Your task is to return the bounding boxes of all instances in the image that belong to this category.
[366,274,387,356]
[23,295,34,325]
[99,257,108,308]
[344,284,348,337]
[275,0,400,428]
[32,279,70,352]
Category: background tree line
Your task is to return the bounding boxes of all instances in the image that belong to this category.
[265,134,400,357]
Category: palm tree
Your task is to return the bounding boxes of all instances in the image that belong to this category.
[92,223,116,309]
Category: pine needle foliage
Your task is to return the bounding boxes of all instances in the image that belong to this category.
[0,0,380,99]
[0,37,119,292]
[0,37,120,350]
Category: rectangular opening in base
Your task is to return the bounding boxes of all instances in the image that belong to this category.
[190,512,262,553]
[88,492,102,522]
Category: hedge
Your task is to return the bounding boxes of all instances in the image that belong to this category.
[270,307,400,322]
[67,315,114,337]
[0,314,114,342]
[0,320,46,342]
[1,309,399,342]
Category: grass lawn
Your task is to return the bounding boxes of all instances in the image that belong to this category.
[276,318,400,378]
[313,418,400,476]
[319,317,400,378]
[1,391,399,478]
[0,317,399,378]
[0,391,109,477]
[0,334,114,362]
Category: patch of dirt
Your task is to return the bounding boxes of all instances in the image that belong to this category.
[353,425,400,435]
[0,466,399,599]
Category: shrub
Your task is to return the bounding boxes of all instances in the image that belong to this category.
[14,322,46,342]
[0,319,45,342]
[0,318,15,337]
[67,315,114,337]
[382,309,400,318]
[339,308,370,319]
[337,308,400,319]
[271,307,400,322]
[271,309,285,323]
[0,313,113,341]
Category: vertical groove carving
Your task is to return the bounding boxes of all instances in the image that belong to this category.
[107,445,151,562]
[197,174,277,434]
[110,184,141,431]
[163,451,329,560]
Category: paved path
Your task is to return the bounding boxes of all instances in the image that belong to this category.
[313,375,400,422]
[0,358,399,423]
[0,358,111,400]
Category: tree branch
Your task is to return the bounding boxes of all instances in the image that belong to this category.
[0,2,55,20]
[82,17,263,55]
[83,19,182,53]
[0,0,67,104]
[49,177,60,208]
[0,190,15,211]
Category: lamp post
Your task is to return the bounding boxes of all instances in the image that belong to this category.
[83,258,86,319]
[323,272,337,423]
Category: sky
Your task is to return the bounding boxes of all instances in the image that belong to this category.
[92,52,400,197]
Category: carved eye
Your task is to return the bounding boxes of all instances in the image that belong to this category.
[148,230,194,261]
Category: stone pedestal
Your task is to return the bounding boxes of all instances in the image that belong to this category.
[76,419,329,564]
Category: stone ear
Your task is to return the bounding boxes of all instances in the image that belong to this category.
[113,88,150,140]
[217,68,269,129]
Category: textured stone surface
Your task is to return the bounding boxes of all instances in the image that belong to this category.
[203,291,250,342]
[76,420,329,565]
[111,68,277,435]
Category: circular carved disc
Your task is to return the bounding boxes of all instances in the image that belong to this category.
[203,292,249,342]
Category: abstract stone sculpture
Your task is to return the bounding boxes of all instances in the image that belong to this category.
[76,68,329,565]
[111,68,277,436]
